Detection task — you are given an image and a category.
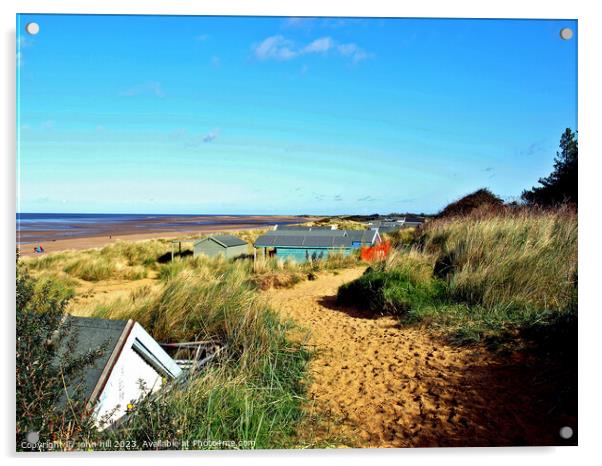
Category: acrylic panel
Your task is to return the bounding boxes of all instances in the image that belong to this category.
[16,14,578,451]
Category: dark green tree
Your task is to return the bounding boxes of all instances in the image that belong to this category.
[522,128,578,207]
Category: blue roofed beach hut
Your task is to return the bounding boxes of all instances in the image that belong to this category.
[253,229,380,263]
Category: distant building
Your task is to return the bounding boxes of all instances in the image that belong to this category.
[275,225,337,231]
[400,215,424,228]
[63,317,182,428]
[193,234,248,259]
[367,216,425,232]
[254,229,380,262]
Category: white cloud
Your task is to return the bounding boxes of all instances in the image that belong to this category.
[195,34,209,41]
[337,43,371,63]
[253,35,298,61]
[253,35,371,64]
[303,37,334,54]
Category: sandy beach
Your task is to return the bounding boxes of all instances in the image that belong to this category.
[18,215,306,256]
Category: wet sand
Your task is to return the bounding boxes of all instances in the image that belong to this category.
[18,215,304,256]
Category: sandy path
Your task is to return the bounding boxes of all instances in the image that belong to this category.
[267,267,569,448]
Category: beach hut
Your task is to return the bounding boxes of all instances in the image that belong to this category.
[253,229,380,263]
[400,215,425,228]
[193,234,248,259]
[62,317,182,428]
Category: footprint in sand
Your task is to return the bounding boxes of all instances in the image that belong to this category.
[265,267,532,448]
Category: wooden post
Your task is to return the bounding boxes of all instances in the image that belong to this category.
[171,243,174,262]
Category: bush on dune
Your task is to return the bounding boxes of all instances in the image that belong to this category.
[337,269,441,316]
[24,252,72,272]
[437,188,504,219]
[63,257,117,281]
[337,250,440,315]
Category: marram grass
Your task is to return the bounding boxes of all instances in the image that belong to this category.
[338,207,577,345]
[91,259,312,448]
[422,207,577,310]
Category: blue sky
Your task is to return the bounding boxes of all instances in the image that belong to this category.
[17,15,577,215]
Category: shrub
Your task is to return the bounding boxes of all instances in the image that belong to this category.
[337,252,442,316]
[16,258,104,451]
[437,188,504,219]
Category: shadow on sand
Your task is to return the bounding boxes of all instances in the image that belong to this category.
[316,293,577,447]
[317,295,389,321]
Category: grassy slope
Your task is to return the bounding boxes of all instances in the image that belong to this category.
[338,208,577,345]
[100,272,311,449]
